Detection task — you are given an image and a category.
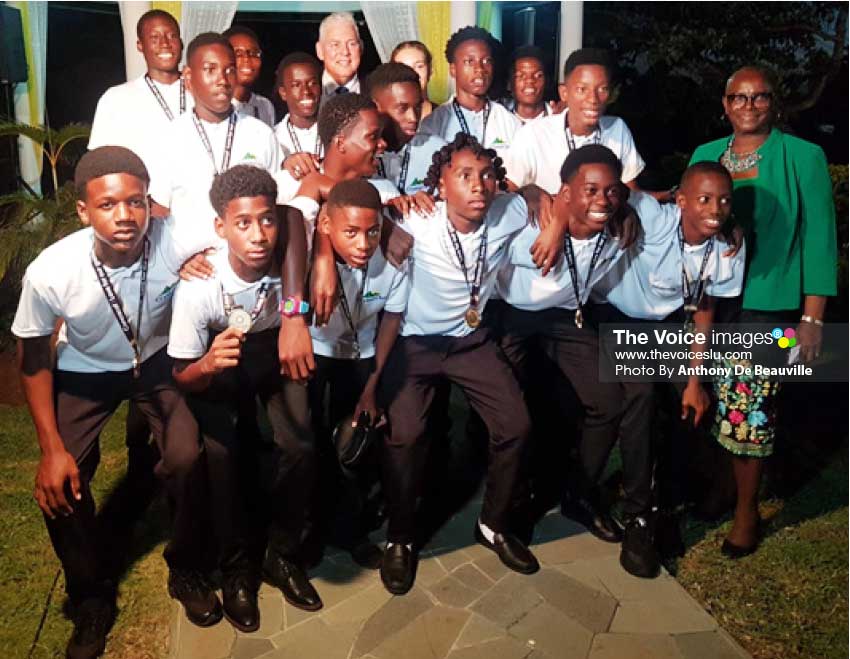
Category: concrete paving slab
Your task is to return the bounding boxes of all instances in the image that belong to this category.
[674,630,751,659]
[231,637,275,659]
[532,533,620,566]
[416,555,450,588]
[430,574,483,608]
[446,636,533,659]
[371,605,471,659]
[251,590,284,638]
[451,563,494,592]
[470,573,543,628]
[351,586,433,657]
[525,567,618,633]
[532,511,586,543]
[263,618,359,659]
[453,614,508,649]
[610,598,717,635]
[507,602,593,659]
[573,554,687,602]
[588,633,683,659]
[321,582,392,627]
[175,614,234,659]
[553,562,613,596]
[472,553,510,582]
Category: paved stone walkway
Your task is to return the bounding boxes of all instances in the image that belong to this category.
[169,497,750,659]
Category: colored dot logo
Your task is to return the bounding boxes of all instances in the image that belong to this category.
[773,327,797,349]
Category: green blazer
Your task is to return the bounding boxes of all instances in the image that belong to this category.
[689,128,838,311]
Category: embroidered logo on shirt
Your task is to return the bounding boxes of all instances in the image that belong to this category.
[492,137,507,146]
[363,290,384,301]
[242,152,257,161]
[155,281,179,303]
[410,178,425,187]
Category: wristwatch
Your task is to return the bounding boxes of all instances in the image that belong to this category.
[280,297,310,317]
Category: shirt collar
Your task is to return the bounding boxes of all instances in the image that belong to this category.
[322,70,360,97]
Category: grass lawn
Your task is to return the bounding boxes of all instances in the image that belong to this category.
[0,403,171,659]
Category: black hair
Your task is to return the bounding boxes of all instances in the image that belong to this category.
[559,144,622,183]
[136,9,178,40]
[327,179,382,213]
[186,32,234,66]
[365,62,421,99]
[222,25,261,45]
[423,132,508,195]
[317,93,377,150]
[562,47,616,82]
[274,51,322,91]
[680,160,733,190]
[390,40,433,67]
[75,147,149,200]
[208,165,278,217]
[509,45,546,78]
[444,26,500,64]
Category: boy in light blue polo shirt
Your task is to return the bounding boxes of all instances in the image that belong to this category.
[308,179,409,568]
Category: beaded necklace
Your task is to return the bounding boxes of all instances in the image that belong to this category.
[720,135,763,173]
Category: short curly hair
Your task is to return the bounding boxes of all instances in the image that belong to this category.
[563,47,616,82]
[187,32,234,67]
[274,51,321,91]
[444,26,500,64]
[136,9,178,40]
[423,132,508,196]
[317,92,377,150]
[365,62,421,99]
[327,179,382,213]
[75,146,150,200]
[209,165,278,217]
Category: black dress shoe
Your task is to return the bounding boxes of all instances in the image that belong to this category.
[262,552,323,611]
[474,524,540,575]
[222,574,260,633]
[350,540,384,570]
[380,543,417,595]
[66,597,115,659]
[168,570,223,627]
[721,538,758,559]
[561,496,623,543]
[620,515,660,579]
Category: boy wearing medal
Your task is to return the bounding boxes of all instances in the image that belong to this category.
[13,147,212,657]
[224,26,276,127]
[594,161,745,564]
[169,165,323,630]
[274,52,324,180]
[307,179,410,568]
[419,26,521,153]
[378,133,538,596]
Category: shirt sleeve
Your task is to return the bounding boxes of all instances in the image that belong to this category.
[707,240,746,299]
[383,264,410,313]
[87,89,116,150]
[628,190,675,245]
[264,126,281,175]
[418,108,443,139]
[167,280,214,360]
[11,266,61,338]
[797,144,839,297]
[147,130,174,208]
[507,224,540,268]
[275,170,301,204]
[615,118,646,183]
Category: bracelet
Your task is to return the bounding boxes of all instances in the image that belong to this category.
[280,297,310,317]
[800,315,823,326]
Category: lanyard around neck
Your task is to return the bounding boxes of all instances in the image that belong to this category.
[145,75,185,121]
[192,110,237,174]
[453,98,491,144]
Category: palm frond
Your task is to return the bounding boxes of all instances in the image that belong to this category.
[0,120,48,145]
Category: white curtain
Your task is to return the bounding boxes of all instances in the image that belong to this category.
[119,1,151,80]
[180,1,238,57]
[10,0,47,193]
[360,1,418,63]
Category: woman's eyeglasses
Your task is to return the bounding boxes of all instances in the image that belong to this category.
[726,92,773,109]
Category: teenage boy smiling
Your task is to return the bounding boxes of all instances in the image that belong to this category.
[224,26,275,127]
[274,53,324,180]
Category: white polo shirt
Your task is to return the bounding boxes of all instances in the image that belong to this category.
[504,113,646,194]
[419,97,521,153]
[12,218,196,373]
[233,92,276,128]
[148,110,280,254]
[600,192,746,320]
[401,194,528,338]
[321,70,361,101]
[498,224,625,311]
[502,98,555,125]
[274,115,323,161]
[167,246,283,360]
[310,250,409,359]
[88,75,194,173]
[375,132,446,195]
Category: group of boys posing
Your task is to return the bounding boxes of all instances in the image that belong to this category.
[13,10,746,658]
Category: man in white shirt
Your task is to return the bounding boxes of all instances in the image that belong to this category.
[224,25,276,127]
[88,9,193,180]
[148,32,280,254]
[366,62,447,196]
[316,12,362,101]
[503,45,556,125]
[420,26,521,153]
[12,148,216,656]
[274,52,324,180]
[378,134,539,596]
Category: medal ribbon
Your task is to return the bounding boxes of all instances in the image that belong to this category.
[90,237,150,376]
[377,144,412,194]
[221,280,271,321]
[286,117,323,158]
[336,264,368,356]
[563,231,608,317]
[452,99,491,145]
[144,75,185,121]
[447,223,488,311]
[193,110,237,174]
[678,224,714,322]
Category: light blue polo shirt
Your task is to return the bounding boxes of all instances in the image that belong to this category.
[599,191,746,320]
[375,132,446,195]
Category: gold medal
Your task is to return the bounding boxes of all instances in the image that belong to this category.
[465,307,481,328]
[574,308,584,329]
[228,308,253,333]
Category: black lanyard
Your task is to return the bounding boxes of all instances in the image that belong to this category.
[144,74,185,121]
[447,222,488,327]
[192,110,237,174]
[90,237,150,378]
[221,280,271,320]
[336,264,368,358]
[564,112,601,152]
[286,117,322,157]
[452,99,491,144]
[678,224,714,324]
[563,231,608,328]
[377,144,412,194]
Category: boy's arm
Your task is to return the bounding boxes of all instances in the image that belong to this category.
[172,327,244,392]
[18,336,81,519]
[353,311,402,426]
[681,298,715,426]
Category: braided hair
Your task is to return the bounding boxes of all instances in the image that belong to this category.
[422,132,508,197]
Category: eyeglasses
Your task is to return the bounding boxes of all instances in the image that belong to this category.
[234,48,262,59]
[726,92,773,109]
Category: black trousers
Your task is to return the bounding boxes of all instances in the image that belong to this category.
[307,355,377,547]
[45,348,204,602]
[380,329,531,544]
[187,329,316,574]
[495,303,643,510]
